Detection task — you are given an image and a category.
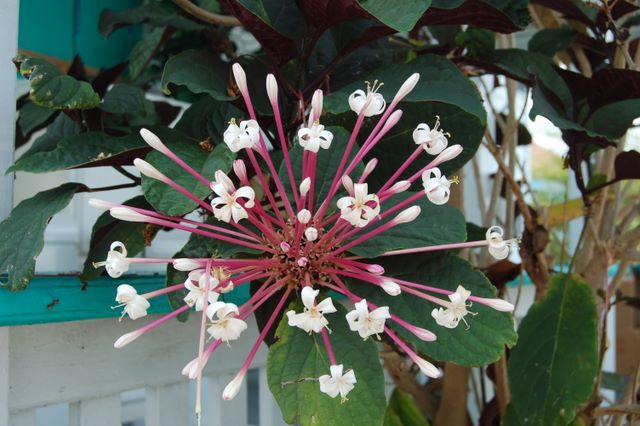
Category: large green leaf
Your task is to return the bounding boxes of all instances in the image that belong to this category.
[79,196,158,284]
[506,274,598,426]
[161,50,233,101]
[0,183,86,290]
[18,100,57,136]
[268,302,386,426]
[141,142,235,216]
[383,388,430,426]
[278,126,365,209]
[8,126,183,173]
[128,27,169,80]
[13,55,99,110]
[346,192,466,258]
[358,0,431,31]
[99,3,202,37]
[100,84,150,115]
[324,54,486,176]
[174,95,243,140]
[349,252,517,366]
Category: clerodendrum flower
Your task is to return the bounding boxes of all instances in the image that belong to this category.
[92,65,517,412]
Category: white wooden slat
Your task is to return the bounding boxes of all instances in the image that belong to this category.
[258,367,286,426]
[205,376,223,426]
[145,381,190,426]
[1,328,9,426]
[9,409,36,426]
[9,316,260,412]
[0,0,18,218]
[69,395,121,426]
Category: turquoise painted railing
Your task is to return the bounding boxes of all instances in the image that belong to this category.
[0,274,250,327]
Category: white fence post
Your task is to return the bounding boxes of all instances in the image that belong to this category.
[69,395,122,426]
[1,328,9,426]
[145,382,190,426]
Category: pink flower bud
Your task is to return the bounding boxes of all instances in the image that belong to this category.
[299,177,311,197]
[233,159,247,181]
[139,128,169,154]
[133,158,168,182]
[388,180,410,194]
[380,280,401,296]
[88,198,117,211]
[392,73,420,103]
[310,89,323,119]
[280,242,291,253]
[362,158,378,180]
[297,209,312,224]
[304,227,318,241]
[266,74,278,105]
[434,144,463,164]
[110,207,148,223]
[297,257,309,267]
[232,63,248,97]
[223,370,246,400]
[341,175,354,195]
[114,329,144,348]
[475,297,515,312]
[393,206,421,224]
[381,110,403,134]
[365,264,385,275]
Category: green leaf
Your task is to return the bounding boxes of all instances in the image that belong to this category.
[324,54,485,175]
[325,54,485,125]
[349,252,517,366]
[357,0,431,32]
[99,3,201,37]
[456,26,495,60]
[384,389,430,426]
[18,100,57,136]
[128,27,168,80]
[161,50,233,101]
[0,183,86,290]
[174,95,243,140]
[506,274,598,426]
[100,84,149,115]
[13,55,100,110]
[278,127,364,209]
[346,192,466,258]
[528,27,577,56]
[80,196,158,284]
[8,126,182,173]
[141,142,235,216]
[268,302,386,426]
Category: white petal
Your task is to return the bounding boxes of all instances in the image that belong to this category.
[300,286,319,309]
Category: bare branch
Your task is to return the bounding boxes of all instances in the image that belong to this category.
[172,0,241,26]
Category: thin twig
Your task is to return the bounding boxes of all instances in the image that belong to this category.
[81,182,139,193]
[172,0,240,26]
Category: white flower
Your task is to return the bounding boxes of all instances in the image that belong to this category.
[486,226,511,260]
[223,119,260,152]
[93,241,130,278]
[184,270,220,311]
[345,299,390,340]
[210,171,255,223]
[206,302,248,343]
[286,286,337,333]
[114,284,150,320]
[413,118,449,155]
[319,364,357,401]
[422,167,451,205]
[337,183,380,228]
[298,123,334,153]
[349,81,386,117]
[431,285,472,329]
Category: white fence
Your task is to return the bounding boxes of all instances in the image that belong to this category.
[1,316,286,426]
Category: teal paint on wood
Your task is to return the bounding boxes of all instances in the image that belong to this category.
[0,274,251,326]
[18,0,141,69]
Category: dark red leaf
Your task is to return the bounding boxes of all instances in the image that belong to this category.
[614,150,640,181]
[219,0,298,64]
[531,0,594,28]
[66,55,88,82]
[91,62,129,97]
[483,259,521,292]
[421,0,527,33]
[153,101,182,126]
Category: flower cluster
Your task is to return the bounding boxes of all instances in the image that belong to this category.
[91,64,518,413]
